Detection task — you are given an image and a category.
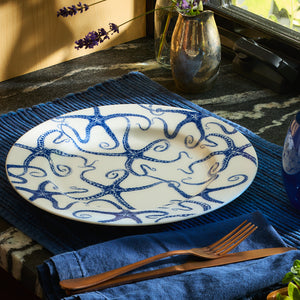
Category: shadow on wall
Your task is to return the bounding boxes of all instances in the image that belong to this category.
[1,0,147,82]
[2,0,74,81]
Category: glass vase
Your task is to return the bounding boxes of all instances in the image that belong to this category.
[282,111,300,211]
[170,10,221,93]
[154,0,178,68]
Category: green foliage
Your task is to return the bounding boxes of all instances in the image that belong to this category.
[233,0,300,30]
[236,0,299,16]
[274,0,297,15]
[277,260,300,300]
[282,260,300,284]
[236,0,273,18]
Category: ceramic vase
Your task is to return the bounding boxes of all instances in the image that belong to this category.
[282,111,300,210]
[170,10,221,93]
[154,0,178,68]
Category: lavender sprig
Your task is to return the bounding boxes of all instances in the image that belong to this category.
[73,7,159,50]
[75,23,119,50]
[57,1,108,18]
[57,2,89,17]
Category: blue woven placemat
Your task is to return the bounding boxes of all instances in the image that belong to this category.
[1,72,299,254]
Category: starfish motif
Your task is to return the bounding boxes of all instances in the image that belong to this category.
[16,180,85,210]
[141,105,209,148]
[117,119,189,176]
[73,208,171,224]
[199,174,248,203]
[14,129,89,177]
[54,106,151,150]
[204,133,257,171]
[6,165,46,184]
[76,168,164,209]
[180,133,257,176]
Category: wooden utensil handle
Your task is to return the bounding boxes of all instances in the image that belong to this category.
[64,247,296,295]
[60,249,187,290]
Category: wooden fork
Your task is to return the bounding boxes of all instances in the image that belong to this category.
[60,220,257,292]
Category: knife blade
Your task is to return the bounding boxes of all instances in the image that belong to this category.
[63,247,296,295]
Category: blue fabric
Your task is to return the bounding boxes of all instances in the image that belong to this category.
[37,211,300,300]
[0,72,300,255]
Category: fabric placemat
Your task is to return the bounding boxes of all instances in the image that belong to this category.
[0,71,299,254]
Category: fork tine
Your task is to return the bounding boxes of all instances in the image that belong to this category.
[213,223,257,253]
[209,221,257,253]
[208,220,249,249]
[212,222,254,250]
[217,225,257,255]
[211,222,257,254]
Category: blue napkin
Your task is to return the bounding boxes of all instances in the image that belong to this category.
[37,211,300,300]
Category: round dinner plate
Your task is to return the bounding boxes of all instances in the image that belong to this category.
[6,104,258,226]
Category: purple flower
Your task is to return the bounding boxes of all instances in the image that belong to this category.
[180,0,191,9]
[109,23,119,34]
[57,7,69,17]
[77,2,89,13]
[98,28,109,41]
[57,2,89,17]
[175,0,207,15]
[74,39,85,50]
[74,23,120,50]
[75,31,100,50]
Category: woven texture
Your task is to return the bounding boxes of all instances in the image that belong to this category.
[0,72,299,254]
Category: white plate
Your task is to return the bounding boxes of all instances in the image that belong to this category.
[6,104,258,226]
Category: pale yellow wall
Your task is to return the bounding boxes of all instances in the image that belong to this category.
[0,0,146,82]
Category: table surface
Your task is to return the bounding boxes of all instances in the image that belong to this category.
[0,37,299,299]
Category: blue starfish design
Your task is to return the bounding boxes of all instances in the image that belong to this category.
[75,167,165,209]
[204,133,257,171]
[179,133,257,176]
[59,115,191,177]
[140,105,210,148]
[199,174,249,203]
[15,180,87,210]
[14,129,89,177]
[73,208,171,224]
[120,119,190,176]
[160,199,212,211]
[54,106,152,150]
[6,165,46,184]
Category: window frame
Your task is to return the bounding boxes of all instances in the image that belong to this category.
[206,0,300,60]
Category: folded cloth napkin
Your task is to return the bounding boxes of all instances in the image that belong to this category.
[37,211,300,300]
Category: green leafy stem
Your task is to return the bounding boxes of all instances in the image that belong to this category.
[277,260,300,300]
